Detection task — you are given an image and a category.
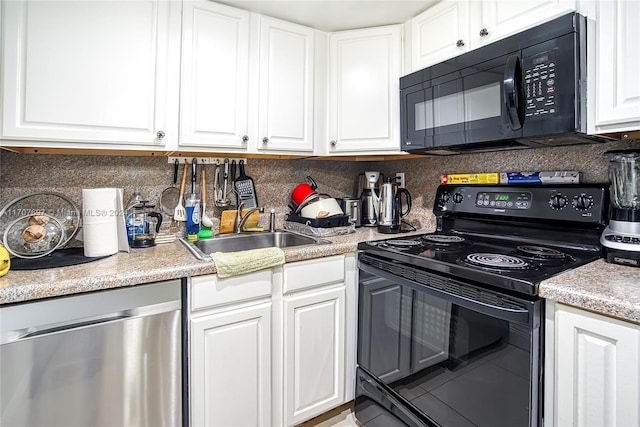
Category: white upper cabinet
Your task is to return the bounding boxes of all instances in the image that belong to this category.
[406,0,576,73]
[0,0,180,149]
[179,5,315,154]
[257,17,315,153]
[179,1,252,150]
[590,0,640,134]
[327,25,403,154]
[408,0,471,72]
[478,0,576,46]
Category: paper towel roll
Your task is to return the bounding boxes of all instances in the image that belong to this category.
[82,188,119,257]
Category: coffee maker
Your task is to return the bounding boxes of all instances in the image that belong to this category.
[358,171,383,227]
[601,150,640,267]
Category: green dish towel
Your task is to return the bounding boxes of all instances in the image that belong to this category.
[211,247,285,279]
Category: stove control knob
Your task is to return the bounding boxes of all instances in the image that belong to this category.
[549,194,567,210]
[438,192,450,206]
[453,192,464,204]
[572,194,593,211]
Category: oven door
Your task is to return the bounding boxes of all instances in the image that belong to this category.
[356,258,543,427]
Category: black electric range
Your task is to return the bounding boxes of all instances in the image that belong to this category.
[358,184,609,296]
[355,184,609,427]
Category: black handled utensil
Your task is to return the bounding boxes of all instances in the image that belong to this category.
[234,160,258,208]
[231,159,238,206]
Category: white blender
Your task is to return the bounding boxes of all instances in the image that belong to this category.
[601,150,640,267]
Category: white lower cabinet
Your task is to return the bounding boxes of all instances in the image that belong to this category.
[545,301,640,427]
[191,302,272,427]
[188,254,358,427]
[188,269,274,427]
[282,283,346,426]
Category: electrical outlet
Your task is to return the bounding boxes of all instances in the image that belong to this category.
[395,172,406,188]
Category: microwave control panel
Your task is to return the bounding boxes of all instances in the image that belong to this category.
[524,49,557,118]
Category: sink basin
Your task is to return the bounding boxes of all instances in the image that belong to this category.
[180,231,331,260]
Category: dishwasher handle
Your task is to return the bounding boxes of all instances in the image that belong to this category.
[16,313,131,341]
[1,299,180,345]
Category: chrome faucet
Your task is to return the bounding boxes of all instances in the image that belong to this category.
[235,202,263,233]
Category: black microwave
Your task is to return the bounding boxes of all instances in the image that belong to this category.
[400,12,605,155]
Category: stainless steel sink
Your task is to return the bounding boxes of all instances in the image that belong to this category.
[180,231,331,260]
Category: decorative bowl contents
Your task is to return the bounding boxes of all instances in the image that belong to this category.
[0,192,80,258]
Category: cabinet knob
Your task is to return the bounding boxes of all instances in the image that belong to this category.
[242,135,249,143]
[156,130,165,139]
[479,28,489,37]
[456,39,465,48]
[330,140,337,147]
[262,137,269,144]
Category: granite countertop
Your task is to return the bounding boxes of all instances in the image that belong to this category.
[2,228,639,325]
[539,259,640,324]
[0,227,401,305]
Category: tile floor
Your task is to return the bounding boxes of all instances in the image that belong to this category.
[299,404,360,427]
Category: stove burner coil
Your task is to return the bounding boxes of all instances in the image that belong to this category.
[421,235,466,244]
[384,239,422,247]
[516,245,567,260]
[465,253,530,270]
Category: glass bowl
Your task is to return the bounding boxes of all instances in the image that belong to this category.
[3,214,65,258]
[0,192,80,254]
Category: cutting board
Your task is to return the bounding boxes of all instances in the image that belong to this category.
[219,209,260,234]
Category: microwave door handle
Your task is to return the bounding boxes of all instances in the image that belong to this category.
[504,55,523,130]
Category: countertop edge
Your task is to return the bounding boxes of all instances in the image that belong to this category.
[539,259,640,325]
[3,229,638,326]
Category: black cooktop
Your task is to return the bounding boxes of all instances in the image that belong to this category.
[359,184,609,296]
[359,232,602,296]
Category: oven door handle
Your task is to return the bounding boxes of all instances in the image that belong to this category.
[360,262,530,324]
[504,55,524,131]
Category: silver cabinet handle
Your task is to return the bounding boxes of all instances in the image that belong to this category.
[156,130,165,139]
[242,135,249,143]
[262,137,269,144]
[330,140,337,147]
[479,28,489,37]
[456,39,465,48]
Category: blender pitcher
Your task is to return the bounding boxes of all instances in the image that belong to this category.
[600,150,640,267]
[607,150,640,213]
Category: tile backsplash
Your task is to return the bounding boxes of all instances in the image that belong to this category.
[1,139,638,232]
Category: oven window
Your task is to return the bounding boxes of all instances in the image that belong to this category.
[358,275,539,427]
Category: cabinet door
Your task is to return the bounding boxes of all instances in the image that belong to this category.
[592,0,640,133]
[283,286,345,426]
[328,25,402,154]
[478,0,576,47]
[179,1,251,150]
[190,302,272,427]
[408,0,470,71]
[357,276,412,383]
[257,17,314,153]
[1,0,179,148]
[555,304,640,427]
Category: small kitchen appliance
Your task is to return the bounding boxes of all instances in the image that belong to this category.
[376,178,412,234]
[359,171,383,227]
[601,150,640,267]
[128,202,163,248]
[356,184,608,427]
[337,197,361,227]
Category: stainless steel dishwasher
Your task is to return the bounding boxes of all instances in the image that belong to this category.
[0,279,183,427]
